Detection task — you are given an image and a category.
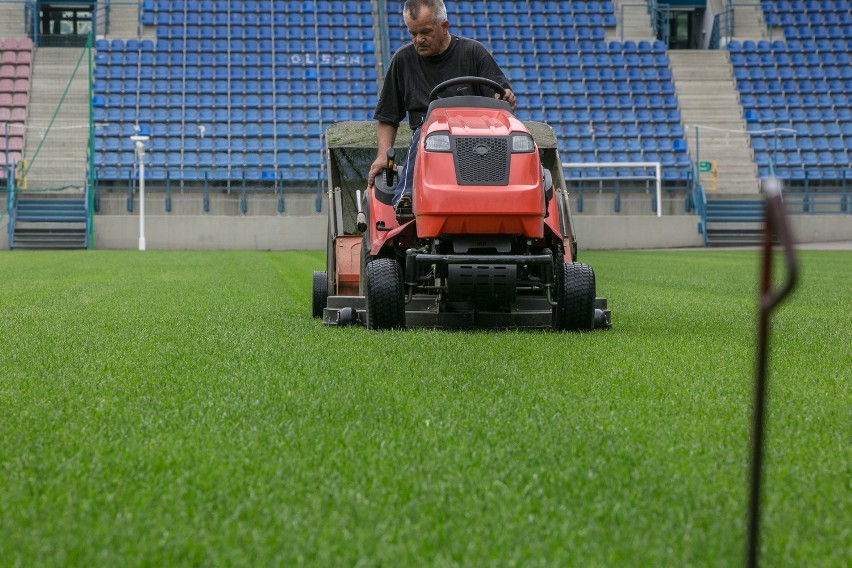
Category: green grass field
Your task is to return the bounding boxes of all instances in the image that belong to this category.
[0,249,848,566]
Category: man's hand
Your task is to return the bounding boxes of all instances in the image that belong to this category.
[368,156,391,188]
[370,122,400,188]
[496,88,517,113]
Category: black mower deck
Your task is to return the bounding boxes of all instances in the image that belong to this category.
[324,295,611,330]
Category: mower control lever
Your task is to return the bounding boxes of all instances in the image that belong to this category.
[385,148,396,187]
[372,148,398,207]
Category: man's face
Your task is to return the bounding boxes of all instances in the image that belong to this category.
[404,6,450,57]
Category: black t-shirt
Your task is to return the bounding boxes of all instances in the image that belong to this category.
[374,36,512,129]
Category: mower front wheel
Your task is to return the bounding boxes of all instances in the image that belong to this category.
[554,262,596,332]
[312,270,328,318]
[365,258,405,330]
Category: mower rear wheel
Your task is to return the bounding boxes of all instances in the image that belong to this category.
[365,258,405,330]
[554,262,596,332]
[312,270,328,318]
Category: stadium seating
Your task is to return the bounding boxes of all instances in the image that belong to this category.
[730,0,852,182]
[94,0,377,183]
[9,0,841,192]
[0,38,31,180]
[761,0,851,41]
[92,0,691,185]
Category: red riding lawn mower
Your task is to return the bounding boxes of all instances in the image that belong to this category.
[313,77,611,331]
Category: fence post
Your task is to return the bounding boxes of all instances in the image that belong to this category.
[240,172,248,214]
[126,170,134,212]
[165,171,172,212]
[577,178,584,213]
[614,178,621,213]
[203,172,210,213]
[276,174,285,213]
[314,173,324,213]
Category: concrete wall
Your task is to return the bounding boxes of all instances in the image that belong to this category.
[788,215,852,245]
[92,211,852,251]
[94,192,324,249]
[95,214,326,250]
[93,213,712,251]
[574,215,705,249]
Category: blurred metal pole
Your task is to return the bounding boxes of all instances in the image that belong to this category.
[746,177,798,568]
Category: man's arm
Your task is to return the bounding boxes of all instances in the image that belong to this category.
[368,121,399,188]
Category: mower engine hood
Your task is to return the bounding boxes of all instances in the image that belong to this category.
[414,103,546,239]
[424,107,526,137]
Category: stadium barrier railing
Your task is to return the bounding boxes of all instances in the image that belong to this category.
[94,169,326,215]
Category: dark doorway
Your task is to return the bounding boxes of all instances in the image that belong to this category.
[39,3,92,47]
[669,10,694,49]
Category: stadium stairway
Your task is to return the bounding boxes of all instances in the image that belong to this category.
[702,196,764,247]
[730,2,769,42]
[0,2,25,38]
[105,2,156,40]
[669,49,760,194]
[10,195,88,250]
[23,48,90,191]
[608,0,656,42]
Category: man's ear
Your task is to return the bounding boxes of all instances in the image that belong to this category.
[442,19,449,32]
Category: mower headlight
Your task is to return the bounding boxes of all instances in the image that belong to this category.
[424,133,451,152]
[511,133,535,153]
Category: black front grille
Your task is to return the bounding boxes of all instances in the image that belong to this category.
[453,136,510,185]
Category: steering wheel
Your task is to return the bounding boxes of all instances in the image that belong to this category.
[428,76,507,102]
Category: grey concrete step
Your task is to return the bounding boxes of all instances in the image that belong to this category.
[689,147,755,158]
[677,88,740,95]
[103,1,143,38]
[0,4,26,37]
[677,92,741,102]
[28,104,89,111]
[682,123,749,133]
[672,71,736,81]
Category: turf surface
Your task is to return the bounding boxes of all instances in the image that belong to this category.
[0,249,848,566]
